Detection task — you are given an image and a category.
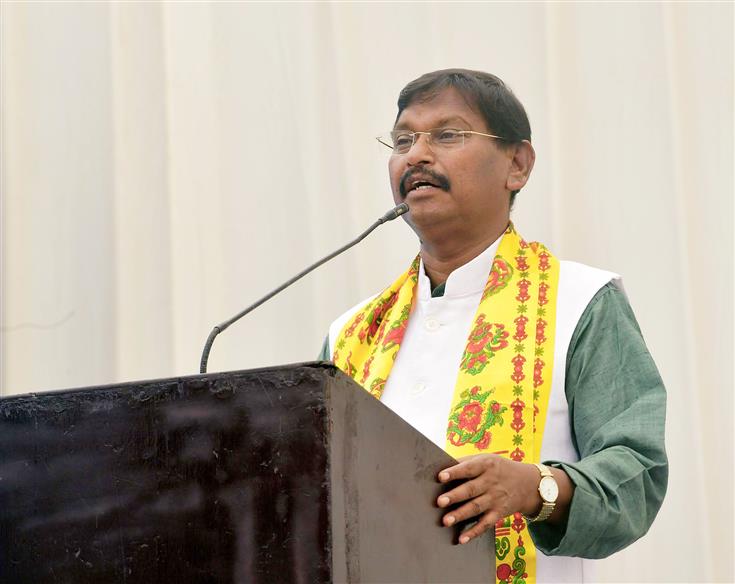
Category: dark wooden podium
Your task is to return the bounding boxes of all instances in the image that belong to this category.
[0,362,494,583]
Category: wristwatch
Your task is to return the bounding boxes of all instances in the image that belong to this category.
[524,463,559,523]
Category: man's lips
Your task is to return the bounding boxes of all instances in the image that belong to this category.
[399,169,450,198]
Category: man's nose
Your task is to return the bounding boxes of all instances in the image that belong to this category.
[405,133,435,166]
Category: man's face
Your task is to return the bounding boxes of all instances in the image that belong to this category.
[388,87,514,244]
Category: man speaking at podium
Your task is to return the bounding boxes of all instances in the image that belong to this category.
[319,69,667,583]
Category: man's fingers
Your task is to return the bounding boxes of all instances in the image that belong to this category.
[457,512,498,544]
[437,477,485,508]
[437,456,487,483]
[441,493,492,526]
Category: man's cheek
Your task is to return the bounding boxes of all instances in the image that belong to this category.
[388,170,402,200]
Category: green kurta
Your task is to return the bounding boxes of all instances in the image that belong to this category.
[319,282,668,559]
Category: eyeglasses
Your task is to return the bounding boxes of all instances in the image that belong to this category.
[376,127,508,154]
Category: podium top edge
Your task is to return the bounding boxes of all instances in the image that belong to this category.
[1,360,339,402]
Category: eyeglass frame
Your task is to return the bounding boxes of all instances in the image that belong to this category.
[375,127,509,154]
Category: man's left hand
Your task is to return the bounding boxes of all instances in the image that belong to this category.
[436,454,547,544]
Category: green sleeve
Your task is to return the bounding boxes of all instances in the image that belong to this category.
[317,335,331,361]
[528,283,668,558]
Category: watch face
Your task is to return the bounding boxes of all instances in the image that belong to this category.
[539,476,559,502]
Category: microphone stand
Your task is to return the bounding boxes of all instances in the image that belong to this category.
[199,203,409,373]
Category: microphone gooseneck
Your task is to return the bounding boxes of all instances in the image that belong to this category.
[199,203,409,374]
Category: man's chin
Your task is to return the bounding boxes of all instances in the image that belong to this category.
[402,206,453,240]
[392,191,453,235]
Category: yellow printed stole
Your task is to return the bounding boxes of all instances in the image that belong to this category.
[333,224,559,584]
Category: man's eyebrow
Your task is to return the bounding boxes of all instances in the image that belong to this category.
[393,116,473,130]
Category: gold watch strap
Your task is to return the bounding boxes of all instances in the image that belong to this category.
[524,463,556,523]
[527,501,555,523]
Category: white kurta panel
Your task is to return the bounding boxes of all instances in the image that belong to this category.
[379,237,502,449]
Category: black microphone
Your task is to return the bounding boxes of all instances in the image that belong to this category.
[199,202,409,373]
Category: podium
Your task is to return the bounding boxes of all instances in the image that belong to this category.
[0,362,494,583]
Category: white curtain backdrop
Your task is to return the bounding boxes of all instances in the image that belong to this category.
[1,2,732,582]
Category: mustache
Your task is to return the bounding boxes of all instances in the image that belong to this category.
[399,168,451,198]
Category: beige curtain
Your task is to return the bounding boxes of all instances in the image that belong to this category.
[2,2,732,581]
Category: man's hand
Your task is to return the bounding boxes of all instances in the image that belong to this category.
[436,454,572,544]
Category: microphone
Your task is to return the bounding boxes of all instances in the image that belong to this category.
[199,202,409,373]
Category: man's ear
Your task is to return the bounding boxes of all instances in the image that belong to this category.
[506,140,535,192]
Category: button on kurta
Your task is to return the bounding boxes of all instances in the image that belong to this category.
[411,382,428,395]
[425,318,440,331]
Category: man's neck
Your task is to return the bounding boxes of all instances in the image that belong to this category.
[420,225,507,289]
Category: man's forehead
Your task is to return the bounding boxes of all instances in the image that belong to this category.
[393,87,484,130]
[394,115,472,131]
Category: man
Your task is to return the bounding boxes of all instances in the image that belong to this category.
[319,69,667,583]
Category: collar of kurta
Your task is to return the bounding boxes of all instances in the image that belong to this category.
[419,232,503,299]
